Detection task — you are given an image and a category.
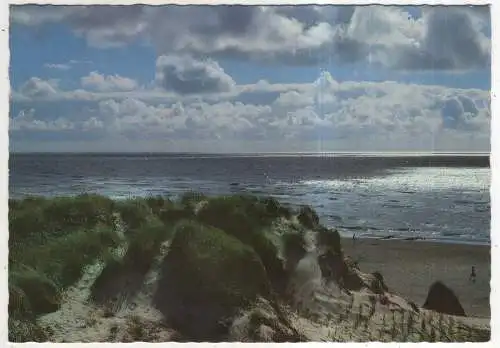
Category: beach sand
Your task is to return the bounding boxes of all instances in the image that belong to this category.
[341,238,490,318]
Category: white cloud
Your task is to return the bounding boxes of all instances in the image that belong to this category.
[11,109,76,131]
[14,72,243,103]
[44,63,71,70]
[10,5,77,26]
[11,5,146,48]
[18,77,58,98]
[12,71,489,152]
[273,90,313,109]
[43,60,94,71]
[69,59,93,65]
[155,55,236,95]
[82,117,104,131]
[11,5,490,71]
[81,71,138,92]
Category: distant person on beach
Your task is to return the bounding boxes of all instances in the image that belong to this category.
[352,233,356,245]
[470,266,476,283]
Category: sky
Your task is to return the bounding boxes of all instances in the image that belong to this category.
[9,5,491,153]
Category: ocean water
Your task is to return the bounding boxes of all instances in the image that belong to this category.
[9,153,490,245]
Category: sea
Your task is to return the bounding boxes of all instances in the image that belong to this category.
[9,153,491,245]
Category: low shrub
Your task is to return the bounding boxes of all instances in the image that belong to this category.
[154,220,270,340]
[8,283,30,316]
[261,197,293,220]
[197,195,287,293]
[144,195,172,215]
[297,205,320,229]
[197,195,277,235]
[9,194,115,245]
[159,206,194,224]
[9,207,48,247]
[317,227,342,254]
[14,224,120,292]
[124,216,173,271]
[9,265,60,316]
[179,191,207,210]
[43,194,115,232]
[115,198,153,230]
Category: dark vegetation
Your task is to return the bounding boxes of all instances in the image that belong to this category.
[9,194,119,340]
[196,195,294,294]
[8,192,316,342]
[9,192,483,342]
[297,205,319,229]
[153,220,271,340]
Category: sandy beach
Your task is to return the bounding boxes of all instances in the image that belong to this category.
[342,238,490,318]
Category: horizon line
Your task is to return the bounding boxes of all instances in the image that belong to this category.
[9,151,490,156]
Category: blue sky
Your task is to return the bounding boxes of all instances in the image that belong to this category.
[9,5,491,153]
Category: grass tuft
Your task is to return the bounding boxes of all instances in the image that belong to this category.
[297,205,319,229]
[115,198,153,230]
[124,216,173,271]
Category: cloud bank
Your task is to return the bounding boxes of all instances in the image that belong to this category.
[11,5,491,71]
[11,71,490,152]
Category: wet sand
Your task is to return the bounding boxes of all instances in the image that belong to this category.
[341,238,491,318]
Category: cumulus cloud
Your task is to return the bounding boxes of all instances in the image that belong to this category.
[19,77,59,98]
[439,95,490,131]
[13,76,215,103]
[11,5,490,70]
[146,6,337,64]
[393,6,491,70]
[82,117,104,131]
[11,5,146,48]
[90,97,272,141]
[70,6,147,48]
[14,77,124,102]
[92,98,189,139]
[81,71,138,92]
[11,109,75,131]
[285,75,489,146]
[155,55,236,95]
[11,71,490,152]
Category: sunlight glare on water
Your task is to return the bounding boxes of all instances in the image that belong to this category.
[301,167,490,192]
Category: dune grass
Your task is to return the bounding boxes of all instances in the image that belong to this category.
[9,265,60,317]
[317,226,342,254]
[297,205,320,229]
[196,195,297,293]
[9,223,122,326]
[10,191,406,342]
[9,195,120,330]
[8,193,298,319]
[9,194,115,249]
[179,191,207,211]
[153,219,272,340]
[124,216,173,270]
[114,198,153,230]
[8,192,490,342]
